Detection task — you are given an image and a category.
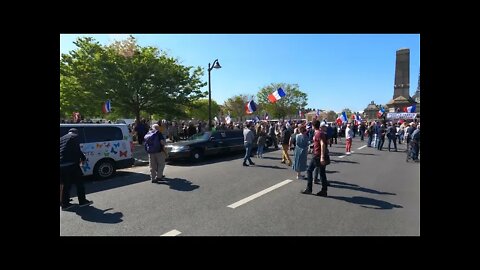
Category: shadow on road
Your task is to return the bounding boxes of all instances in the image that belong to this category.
[167,152,247,167]
[328,196,403,210]
[67,172,152,197]
[75,206,124,223]
[352,153,376,156]
[154,177,199,192]
[253,164,287,170]
[80,172,150,195]
[330,180,396,195]
[326,170,339,174]
[331,160,359,164]
[260,156,282,160]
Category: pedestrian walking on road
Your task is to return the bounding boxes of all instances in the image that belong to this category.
[345,123,353,155]
[60,128,93,210]
[387,122,397,152]
[292,126,309,179]
[280,126,292,166]
[302,120,329,197]
[243,123,255,166]
[145,124,167,183]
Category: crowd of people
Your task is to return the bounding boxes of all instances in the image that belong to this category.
[60,115,420,210]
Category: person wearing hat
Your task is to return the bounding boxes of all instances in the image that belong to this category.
[60,128,93,210]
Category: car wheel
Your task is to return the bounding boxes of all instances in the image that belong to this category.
[191,149,203,162]
[94,159,116,179]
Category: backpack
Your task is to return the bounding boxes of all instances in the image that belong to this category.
[144,131,162,153]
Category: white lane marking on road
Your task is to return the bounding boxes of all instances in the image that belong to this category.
[161,229,181,236]
[351,151,355,153]
[357,145,367,150]
[227,179,293,209]
[339,155,346,158]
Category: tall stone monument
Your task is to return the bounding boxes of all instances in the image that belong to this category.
[386,48,415,112]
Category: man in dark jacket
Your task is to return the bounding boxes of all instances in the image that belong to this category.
[387,122,397,152]
[280,126,292,166]
[60,128,93,210]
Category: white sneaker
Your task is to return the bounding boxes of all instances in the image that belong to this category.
[346,152,351,155]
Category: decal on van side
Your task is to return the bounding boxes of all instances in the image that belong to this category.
[81,159,91,173]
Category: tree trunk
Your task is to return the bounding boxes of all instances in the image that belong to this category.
[135,109,141,123]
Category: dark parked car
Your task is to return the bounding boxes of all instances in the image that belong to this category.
[165,130,256,162]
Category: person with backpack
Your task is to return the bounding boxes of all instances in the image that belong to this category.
[145,124,167,183]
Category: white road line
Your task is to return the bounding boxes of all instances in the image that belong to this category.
[161,229,182,236]
[339,155,346,158]
[351,151,355,153]
[227,179,293,209]
[357,145,367,150]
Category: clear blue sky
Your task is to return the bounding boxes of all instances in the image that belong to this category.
[60,34,420,113]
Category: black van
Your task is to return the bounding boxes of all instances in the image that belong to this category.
[165,129,255,162]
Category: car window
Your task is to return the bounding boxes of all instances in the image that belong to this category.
[60,127,86,143]
[189,132,210,141]
[226,131,243,138]
[213,132,226,139]
[84,127,123,143]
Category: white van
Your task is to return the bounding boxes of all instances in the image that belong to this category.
[60,124,135,179]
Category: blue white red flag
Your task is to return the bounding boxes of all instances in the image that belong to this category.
[268,88,286,103]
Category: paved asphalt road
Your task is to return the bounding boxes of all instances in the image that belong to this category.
[60,137,420,236]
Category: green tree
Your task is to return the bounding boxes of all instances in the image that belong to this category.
[185,99,220,121]
[326,110,337,122]
[60,36,207,122]
[223,94,251,122]
[341,108,354,122]
[257,83,308,120]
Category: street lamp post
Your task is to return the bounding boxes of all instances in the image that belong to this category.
[208,59,221,131]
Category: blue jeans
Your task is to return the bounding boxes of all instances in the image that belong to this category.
[257,145,264,156]
[244,142,253,164]
[367,134,373,147]
[411,142,419,160]
[377,137,385,150]
[388,137,397,151]
[306,156,327,191]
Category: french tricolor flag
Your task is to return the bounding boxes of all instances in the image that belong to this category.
[377,107,385,118]
[245,100,257,114]
[355,113,363,125]
[102,100,111,113]
[299,110,304,117]
[341,111,348,123]
[404,104,416,113]
[268,88,286,103]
